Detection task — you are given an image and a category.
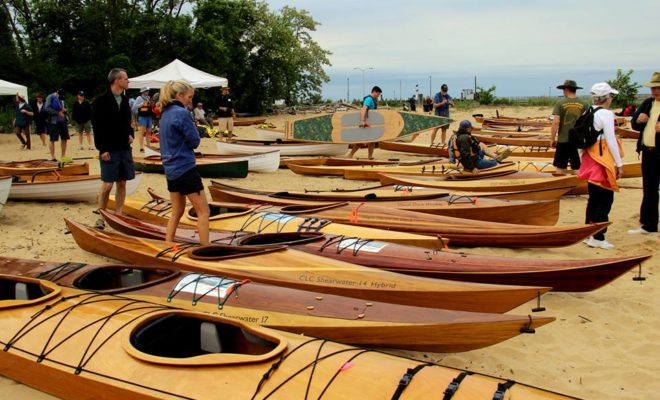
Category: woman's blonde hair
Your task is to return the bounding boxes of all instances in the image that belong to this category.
[159,80,194,108]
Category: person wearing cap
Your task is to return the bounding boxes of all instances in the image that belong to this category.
[13,93,34,150]
[31,93,49,147]
[449,120,512,173]
[214,85,235,140]
[550,80,589,174]
[44,88,70,160]
[132,86,153,152]
[629,72,660,235]
[193,102,211,126]
[72,90,93,150]
[578,82,624,250]
[92,68,135,228]
[347,85,382,159]
[430,84,454,144]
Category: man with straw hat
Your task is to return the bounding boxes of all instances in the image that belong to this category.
[629,72,660,235]
[551,79,588,174]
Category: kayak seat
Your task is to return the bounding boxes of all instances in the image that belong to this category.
[10,282,48,301]
[200,321,222,353]
[120,269,145,287]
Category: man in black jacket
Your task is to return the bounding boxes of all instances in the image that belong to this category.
[629,72,660,235]
[92,68,135,227]
[73,91,93,150]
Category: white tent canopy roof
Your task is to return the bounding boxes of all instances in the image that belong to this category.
[128,59,228,90]
[0,78,28,100]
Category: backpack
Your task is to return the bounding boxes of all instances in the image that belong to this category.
[569,106,603,149]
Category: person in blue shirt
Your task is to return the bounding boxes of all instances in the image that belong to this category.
[430,83,454,145]
[348,86,382,159]
[158,80,210,245]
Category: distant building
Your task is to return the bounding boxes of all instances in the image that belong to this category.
[461,89,475,100]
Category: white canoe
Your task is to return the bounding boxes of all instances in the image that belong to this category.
[8,172,142,202]
[255,127,286,141]
[216,140,348,157]
[146,146,279,173]
[0,176,11,213]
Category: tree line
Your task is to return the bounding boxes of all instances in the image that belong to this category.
[0,0,331,113]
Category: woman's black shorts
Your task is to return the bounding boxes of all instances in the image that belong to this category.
[167,167,204,195]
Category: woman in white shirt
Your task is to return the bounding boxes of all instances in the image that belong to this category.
[578,82,625,249]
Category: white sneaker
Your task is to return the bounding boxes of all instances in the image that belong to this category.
[79,145,84,150]
[627,227,654,235]
[583,236,615,249]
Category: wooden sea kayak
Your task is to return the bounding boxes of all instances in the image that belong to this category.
[217,139,349,156]
[135,189,606,248]
[111,193,445,249]
[8,172,142,202]
[473,133,551,147]
[1,257,553,352]
[342,162,516,181]
[379,140,450,156]
[143,148,280,173]
[378,171,579,192]
[100,211,651,292]
[208,181,561,226]
[65,219,549,313]
[134,156,249,178]
[0,159,90,175]
[0,275,577,400]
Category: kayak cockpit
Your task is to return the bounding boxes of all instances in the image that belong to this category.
[235,232,326,246]
[0,275,61,309]
[188,244,286,261]
[125,311,286,366]
[73,266,180,294]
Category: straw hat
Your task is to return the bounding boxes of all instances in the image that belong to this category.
[643,72,660,88]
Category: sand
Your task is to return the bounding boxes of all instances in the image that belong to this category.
[0,105,658,399]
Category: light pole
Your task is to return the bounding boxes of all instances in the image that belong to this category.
[353,67,373,97]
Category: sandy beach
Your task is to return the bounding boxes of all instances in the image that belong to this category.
[0,105,658,399]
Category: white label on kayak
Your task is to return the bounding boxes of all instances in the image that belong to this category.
[337,238,388,253]
[259,213,297,222]
[174,273,239,299]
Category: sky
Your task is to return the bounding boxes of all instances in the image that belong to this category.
[265,0,660,100]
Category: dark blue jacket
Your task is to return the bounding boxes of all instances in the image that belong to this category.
[159,101,200,180]
[92,90,134,153]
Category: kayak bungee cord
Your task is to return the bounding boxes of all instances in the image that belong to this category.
[35,261,88,282]
[318,235,374,257]
[166,272,250,309]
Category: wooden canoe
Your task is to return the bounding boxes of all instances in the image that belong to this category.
[208,182,561,226]
[216,139,349,156]
[100,211,651,292]
[1,256,553,352]
[141,189,607,248]
[0,175,10,213]
[286,110,451,143]
[379,171,579,192]
[134,156,249,178]
[111,193,445,249]
[473,133,551,147]
[65,219,549,313]
[143,147,280,173]
[0,276,576,399]
[8,172,142,202]
[0,159,90,175]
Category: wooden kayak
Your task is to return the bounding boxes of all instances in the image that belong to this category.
[100,210,651,292]
[473,133,551,147]
[342,162,516,181]
[134,156,249,178]
[0,159,90,175]
[1,256,554,352]
[8,172,142,202]
[216,139,349,156]
[0,276,576,400]
[140,189,607,248]
[280,156,437,168]
[514,160,642,179]
[213,116,266,126]
[286,110,450,143]
[287,159,466,178]
[144,147,280,173]
[111,193,445,249]
[496,145,556,158]
[0,175,10,213]
[379,140,450,156]
[378,171,579,193]
[208,182,561,226]
[615,126,639,139]
[65,219,549,313]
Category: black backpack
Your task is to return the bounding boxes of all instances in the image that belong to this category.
[569,106,603,149]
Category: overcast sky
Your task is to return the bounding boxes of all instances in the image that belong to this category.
[265,0,659,100]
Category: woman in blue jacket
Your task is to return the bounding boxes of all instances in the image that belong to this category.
[158,81,210,245]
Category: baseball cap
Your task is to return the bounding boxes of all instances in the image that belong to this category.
[77,90,85,96]
[140,86,150,93]
[459,120,472,130]
[590,82,619,97]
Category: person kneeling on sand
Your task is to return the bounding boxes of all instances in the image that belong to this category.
[449,120,511,173]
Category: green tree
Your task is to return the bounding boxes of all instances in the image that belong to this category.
[477,85,497,105]
[607,69,640,108]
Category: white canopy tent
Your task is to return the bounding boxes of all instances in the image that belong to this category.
[0,78,28,100]
[128,59,228,89]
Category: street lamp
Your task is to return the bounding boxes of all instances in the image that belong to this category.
[353,67,373,97]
